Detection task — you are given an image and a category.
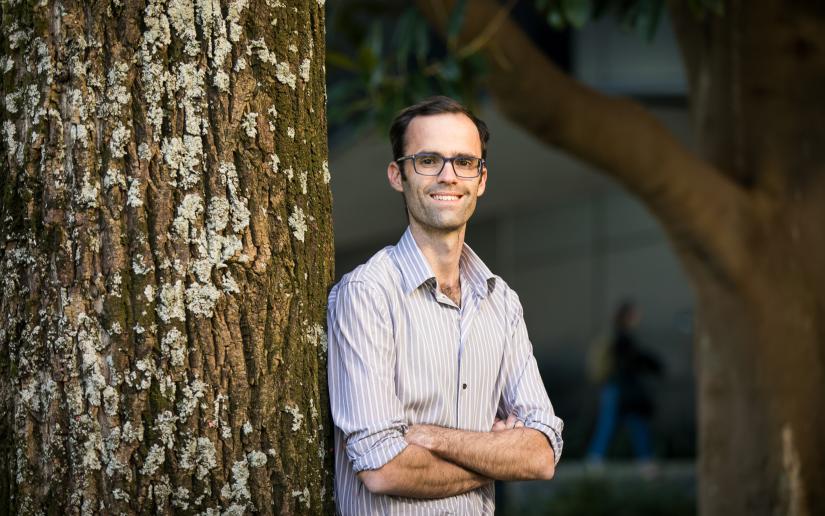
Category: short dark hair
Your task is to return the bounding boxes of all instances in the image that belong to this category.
[614,299,637,331]
[389,96,490,162]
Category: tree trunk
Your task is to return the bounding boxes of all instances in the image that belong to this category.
[417,1,825,514]
[670,2,825,514]
[0,1,333,514]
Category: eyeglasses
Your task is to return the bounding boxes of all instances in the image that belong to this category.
[396,152,485,179]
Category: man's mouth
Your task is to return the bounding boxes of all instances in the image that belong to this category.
[430,193,463,201]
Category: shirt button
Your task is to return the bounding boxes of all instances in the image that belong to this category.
[462,383,467,390]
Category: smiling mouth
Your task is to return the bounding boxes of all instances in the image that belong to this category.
[430,193,463,201]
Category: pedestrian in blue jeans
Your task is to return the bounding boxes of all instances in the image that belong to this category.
[587,300,663,470]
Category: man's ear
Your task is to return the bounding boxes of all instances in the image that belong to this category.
[476,165,488,197]
[388,161,405,193]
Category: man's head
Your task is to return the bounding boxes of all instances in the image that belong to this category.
[614,299,641,331]
[387,96,490,236]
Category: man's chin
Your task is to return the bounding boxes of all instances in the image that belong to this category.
[415,220,466,234]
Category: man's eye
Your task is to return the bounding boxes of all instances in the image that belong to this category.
[418,156,437,166]
[455,158,473,168]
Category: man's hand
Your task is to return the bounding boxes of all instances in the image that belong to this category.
[491,414,525,432]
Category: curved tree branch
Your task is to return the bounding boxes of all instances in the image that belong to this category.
[455,0,517,59]
[418,0,752,285]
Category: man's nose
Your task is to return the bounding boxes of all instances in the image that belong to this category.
[438,161,459,183]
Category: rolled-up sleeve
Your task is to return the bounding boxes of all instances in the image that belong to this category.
[328,280,408,472]
[498,289,565,465]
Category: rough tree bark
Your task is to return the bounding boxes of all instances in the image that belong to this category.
[0,0,333,514]
[419,0,825,515]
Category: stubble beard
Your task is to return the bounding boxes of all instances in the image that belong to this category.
[407,194,476,236]
[400,174,479,235]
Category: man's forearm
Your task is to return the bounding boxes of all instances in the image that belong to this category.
[358,444,491,498]
[405,425,555,481]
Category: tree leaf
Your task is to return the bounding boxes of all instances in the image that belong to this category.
[446,0,469,48]
[637,0,664,41]
[548,8,567,30]
[561,0,592,28]
[327,79,363,107]
[590,0,612,19]
[356,21,383,83]
[367,20,384,61]
[394,8,418,70]
[356,42,377,76]
[440,56,461,82]
[414,16,430,65]
[327,51,359,71]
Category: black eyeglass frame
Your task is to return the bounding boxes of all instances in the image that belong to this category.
[396,153,486,179]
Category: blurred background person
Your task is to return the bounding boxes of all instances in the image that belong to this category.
[586,300,663,470]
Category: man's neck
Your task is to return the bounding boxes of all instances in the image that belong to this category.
[408,223,465,302]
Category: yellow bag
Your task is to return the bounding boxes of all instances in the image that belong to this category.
[586,333,613,383]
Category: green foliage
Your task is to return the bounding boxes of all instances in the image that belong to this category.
[534,0,722,39]
[327,0,724,134]
[535,0,661,39]
[326,2,486,134]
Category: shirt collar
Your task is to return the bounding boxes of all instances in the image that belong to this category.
[459,242,497,299]
[392,227,496,298]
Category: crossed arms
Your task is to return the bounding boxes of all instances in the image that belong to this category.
[329,280,563,500]
[358,415,556,498]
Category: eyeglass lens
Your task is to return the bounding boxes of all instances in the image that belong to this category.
[414,154,481,177]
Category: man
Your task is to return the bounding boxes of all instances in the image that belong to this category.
[328,96,564,515]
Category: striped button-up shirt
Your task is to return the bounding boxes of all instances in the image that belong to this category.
[328,228,564,515]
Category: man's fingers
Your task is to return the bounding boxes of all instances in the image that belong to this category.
[505,414,519,429]
[504,414,525,429]
[493,414,525,432]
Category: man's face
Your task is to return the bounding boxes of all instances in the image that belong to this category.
[387,113,487,235]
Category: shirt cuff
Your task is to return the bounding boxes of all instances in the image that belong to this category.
[524,415,564,466]
[346,427,409,473]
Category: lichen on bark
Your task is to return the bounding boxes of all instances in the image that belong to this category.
[0,0,333,513]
